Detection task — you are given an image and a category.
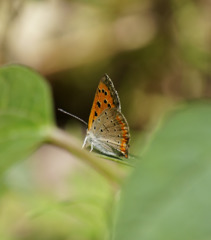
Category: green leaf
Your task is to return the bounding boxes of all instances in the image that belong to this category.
[0,64,54,173]
[113,101,211,240]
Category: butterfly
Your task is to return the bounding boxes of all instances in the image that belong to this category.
[82,74,130,158]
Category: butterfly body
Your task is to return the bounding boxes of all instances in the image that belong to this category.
[83,74,130,158]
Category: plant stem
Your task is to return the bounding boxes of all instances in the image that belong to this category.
[48,127,125,185]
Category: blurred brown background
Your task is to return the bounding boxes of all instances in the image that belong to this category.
[1,0,211,132]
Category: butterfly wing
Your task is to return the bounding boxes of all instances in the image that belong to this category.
[90,108,130,158]
[88,74,121,130]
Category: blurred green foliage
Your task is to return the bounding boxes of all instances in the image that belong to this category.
[0,65,116,240]
[0,65,54,173]
[0,0,211,239]
[114,101,211,240]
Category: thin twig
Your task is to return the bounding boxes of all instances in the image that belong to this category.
[48,127,127,185]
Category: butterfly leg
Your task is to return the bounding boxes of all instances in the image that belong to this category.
[90,143,93,152]
[82,136,87,149]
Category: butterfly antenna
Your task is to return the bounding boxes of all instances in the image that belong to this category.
[58,108,88,126]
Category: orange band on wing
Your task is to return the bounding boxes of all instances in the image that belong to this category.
[116,115,129,158]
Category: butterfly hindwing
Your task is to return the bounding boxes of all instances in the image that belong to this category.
[90,108,130,158]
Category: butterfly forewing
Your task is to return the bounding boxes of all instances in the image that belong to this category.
[88,74,121,130]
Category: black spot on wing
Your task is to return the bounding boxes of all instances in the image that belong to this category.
[97,101,101,108]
